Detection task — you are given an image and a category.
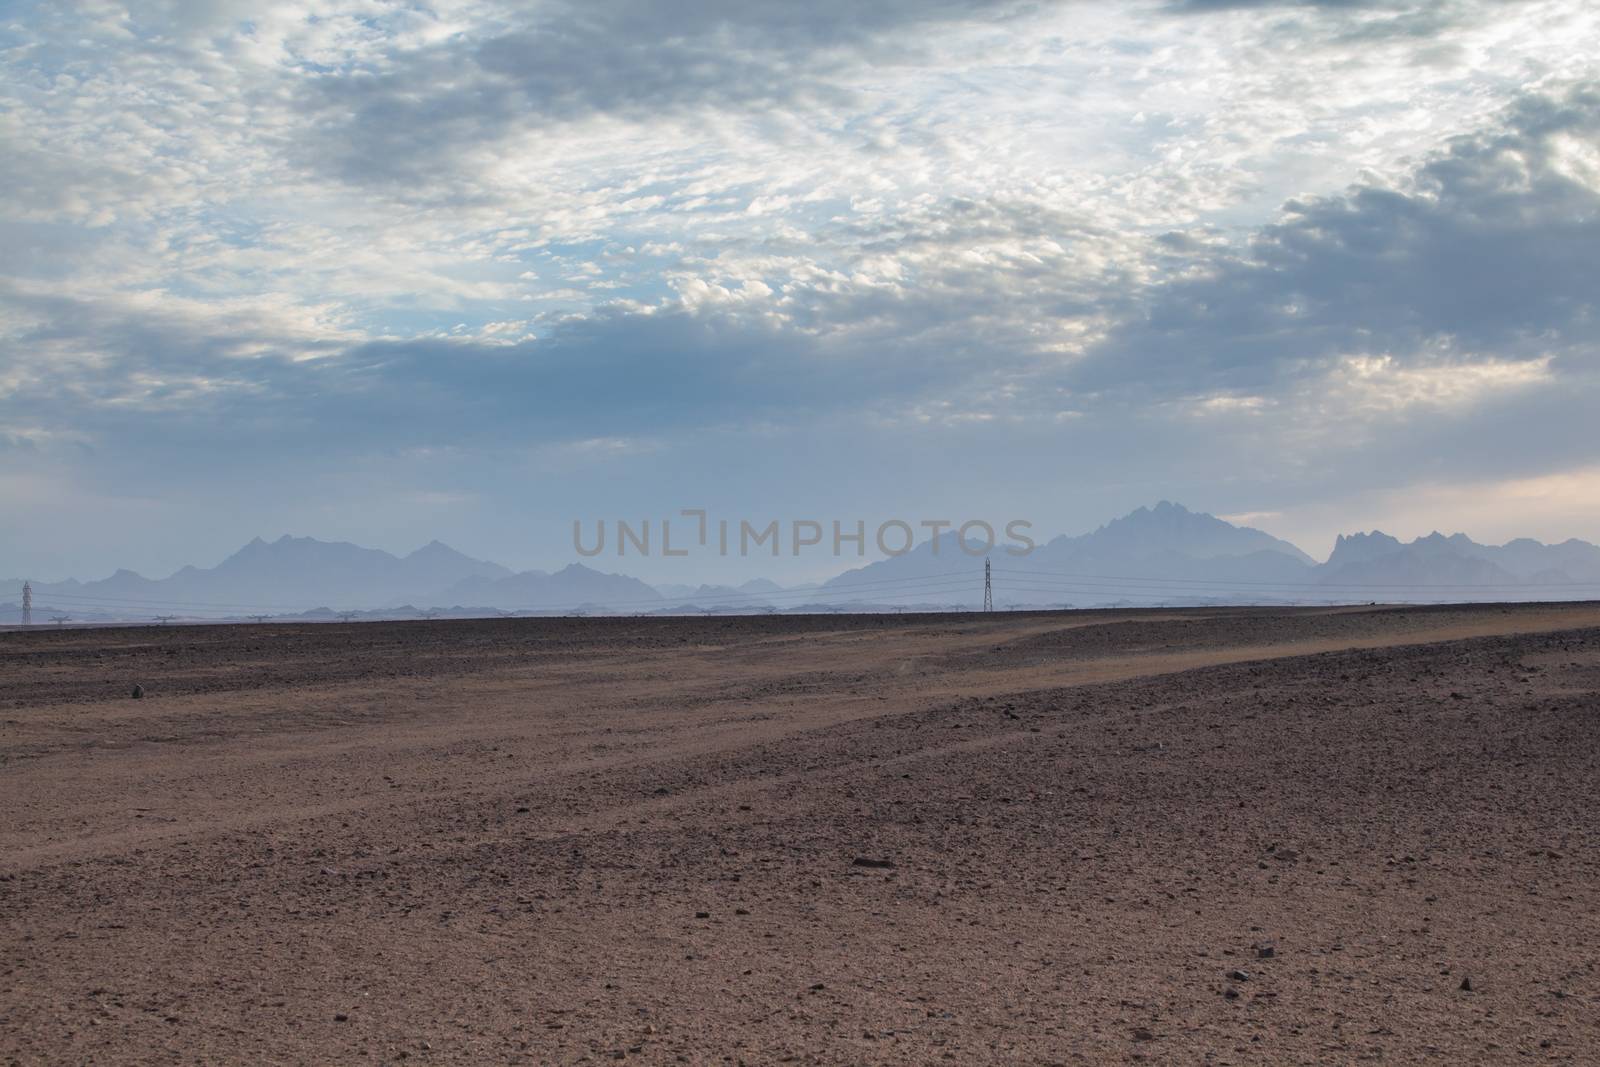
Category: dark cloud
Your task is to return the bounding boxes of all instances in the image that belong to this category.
[1072,87,1600,396]
[314,312,826,444]
[285,0,1540,196]
[0,289,997,459]
[294,0,1049,189]
[1166,0,1535,48]
[1169,0,1383,9]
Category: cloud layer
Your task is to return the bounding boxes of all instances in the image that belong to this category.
[2,0,1598,577]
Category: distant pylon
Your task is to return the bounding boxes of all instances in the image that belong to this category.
[21,580,32,627]
[983,557,993,612]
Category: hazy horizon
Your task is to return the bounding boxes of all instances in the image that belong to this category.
[7,501,1600,588]
[10,501,1600,616]
[12,501,1600,588]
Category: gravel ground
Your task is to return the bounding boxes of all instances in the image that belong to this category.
[2,604,1598,1064]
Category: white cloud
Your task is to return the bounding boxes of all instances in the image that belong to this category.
[1328,352,1555,414]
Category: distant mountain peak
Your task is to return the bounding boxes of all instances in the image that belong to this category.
[1334,530,1401,543]
[1082,501,1315,564]
[739,578,783,593]
[1120,500,1187,521]
[1327,531,1404,567]
[407,539,465,558]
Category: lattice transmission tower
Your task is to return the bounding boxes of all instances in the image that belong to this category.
[21,580,32,627]
[983,558,993,612]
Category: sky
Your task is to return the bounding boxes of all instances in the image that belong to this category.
[2,0,1599,584]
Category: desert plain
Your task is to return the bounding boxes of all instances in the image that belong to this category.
[2,603,1598,1064]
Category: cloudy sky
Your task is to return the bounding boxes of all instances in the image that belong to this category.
[3,0,1598,582]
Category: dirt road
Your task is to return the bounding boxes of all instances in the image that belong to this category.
[3,604,1598,1063]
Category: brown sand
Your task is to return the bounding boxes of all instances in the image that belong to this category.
[3,604,1598,1063]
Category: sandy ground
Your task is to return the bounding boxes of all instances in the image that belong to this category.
[2,603,1598,1064]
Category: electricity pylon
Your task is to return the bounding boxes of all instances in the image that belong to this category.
[983,557,993,612]
[21,581,31,627]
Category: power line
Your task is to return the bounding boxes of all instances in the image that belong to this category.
[20,568,990,617]
[33,589,332,610]
[19,556,1595,623]
[1001,578,1597,602]
[993,565,1600,592]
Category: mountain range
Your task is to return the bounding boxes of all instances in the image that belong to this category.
[3,502,1598,622]
[826,502,1600,607]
